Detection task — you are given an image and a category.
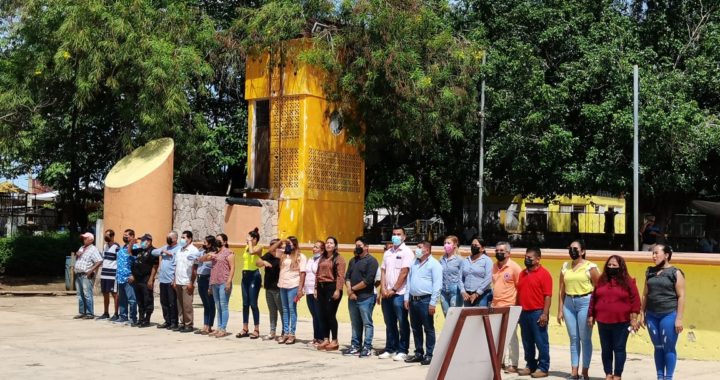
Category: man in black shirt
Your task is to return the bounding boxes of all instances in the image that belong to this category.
[131,234,159,327]
[344,236,380,358]
[257,238,283,340]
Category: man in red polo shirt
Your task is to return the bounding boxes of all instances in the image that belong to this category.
[516,247,552,378]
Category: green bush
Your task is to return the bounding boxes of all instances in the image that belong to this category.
[0,232,78,276]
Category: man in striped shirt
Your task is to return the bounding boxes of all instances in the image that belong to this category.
[73,232,103,319]
[98,229,120,321]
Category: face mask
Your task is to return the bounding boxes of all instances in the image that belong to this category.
[444,244,454,254]
[141,241,147,248]
[391,235,402,246]
[284,245,293,254]
[132,243,139,250]
[179,238,187,248]
[414,248,423,259]
[166,237,173,245]
[104,236,111,243]
[606,267,620,277]
[354,246,363,256]
[495,252,506,262]
[569,247,580,260]
[471,246,481,255]
[122,237,130,244]
[524,258,535,268]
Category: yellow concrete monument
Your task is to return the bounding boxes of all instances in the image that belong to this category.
[104,138,174,242]
[242,43,365,243]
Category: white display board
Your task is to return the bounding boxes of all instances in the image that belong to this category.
[426,306,522,380]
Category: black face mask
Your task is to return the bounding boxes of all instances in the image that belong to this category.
[495,252,506,262]
[606,267,620,277]
[471,246,481,256]
[167,237,173,245]
[104,236,111,243]
[569,247,580,260]
[122,237,130,244]
[354,247,363,255]
[524,258,535,268]
[284,245,293,254]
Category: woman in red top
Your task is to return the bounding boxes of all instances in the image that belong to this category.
[587,255,641,380]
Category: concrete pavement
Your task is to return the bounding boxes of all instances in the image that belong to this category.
[1,295,719,379]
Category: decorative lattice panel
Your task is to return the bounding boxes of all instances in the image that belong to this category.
[307,148,362,193]
[270,97,300,190]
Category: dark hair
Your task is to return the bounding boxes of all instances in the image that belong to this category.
[124,229,135,237]
[204,235,219,251]
[249,227,260,241]
[270,238,280,245]
[599,255,632,291]
[355,236,367,245]
[105,229,115,237]
[419,240,432,252]
[325,236,339,257]
[472,238,486,247]
[657,244,673,261]
[391,225,405,235]
[571,239,586,259]
[182,230,193,240]
[287,236,299,251]
[216,233,229,248]
[526,246,542,258]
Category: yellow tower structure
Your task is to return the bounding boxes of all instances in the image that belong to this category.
[244,43,365,244]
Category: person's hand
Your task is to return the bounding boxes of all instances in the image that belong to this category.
[381,289,389,298]
[557,309,564,325]
[225,280,232,290]
[638,313,646,329]
[332,290,340,300]
[404,300,409,310]
[349,293,358,301]
[470,293,479,304]
[376,294,381,305]
[429,305,436,316]
[187,284,194,295]
[164,250,173,257]
[87,271,95,279]
[297,289,304,299]
[538,313,548,327]
[461,291,470,301]
[172,282,176,290]
[587,316,594,328]
[675,318,684,334]
[147,279,154,288]
[630,319,640,332]
[128,275,135,284]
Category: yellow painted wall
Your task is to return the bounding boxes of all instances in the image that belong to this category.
[227,244,719,361]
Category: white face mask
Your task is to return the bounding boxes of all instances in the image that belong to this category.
[414,248,423,259]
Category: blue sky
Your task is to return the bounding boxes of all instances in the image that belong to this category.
[0,174,29,191]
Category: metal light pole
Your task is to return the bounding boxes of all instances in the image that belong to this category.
[633,65,640,252]
[478,53,487,239]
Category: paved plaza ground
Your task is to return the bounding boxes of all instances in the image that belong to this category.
[1,295,719,379]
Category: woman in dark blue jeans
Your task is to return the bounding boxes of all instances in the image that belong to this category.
[237,227,263,339]
[194,235,217,335]
[641,244,686,380]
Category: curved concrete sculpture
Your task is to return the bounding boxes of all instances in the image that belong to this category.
[104,138,174,243]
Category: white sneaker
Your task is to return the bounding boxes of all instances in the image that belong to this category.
[378,351,394,359]
[393,353,407,361]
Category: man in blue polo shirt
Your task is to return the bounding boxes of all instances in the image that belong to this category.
[404,240,442,366]
[152,231,181,329]
[115,229,138,325]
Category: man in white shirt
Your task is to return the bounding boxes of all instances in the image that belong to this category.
[73,232,102,319]
[173,230,201,332]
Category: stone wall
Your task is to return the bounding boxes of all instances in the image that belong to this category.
[173,194,278,244]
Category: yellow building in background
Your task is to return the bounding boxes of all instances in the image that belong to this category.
[243,42,365,244]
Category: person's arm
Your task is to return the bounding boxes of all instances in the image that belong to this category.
[589,265,601,287]
[247,239,263,256]
[587,285,598,327]
[629,278,641,331]
[380,264,387,299]
[458,259,468,298]
[479,256,493,291]
[640,271,649,328]
[148,261,158,287]
[403,266,411,309]
[151,246,166,257]
[539,271,552,327]
[225,253,236,289]
[335,256,346,292]
[675,270,686,333]
[298,271,306,298]
[188,261,197,294]
[557,265,566,324]
[430,262,443,314]
[393,267,409,294]
[267,239,284,258]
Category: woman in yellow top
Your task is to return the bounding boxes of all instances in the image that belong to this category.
[558,240,600,380]
[237,227,263,339]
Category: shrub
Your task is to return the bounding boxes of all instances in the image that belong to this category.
[0,232,78,276]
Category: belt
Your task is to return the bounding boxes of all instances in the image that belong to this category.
[243,269,258,273]
[410,294,431,301]
[75,272,87,277]
[318,282,336,287]
[567,292,592,298]
[198,274,211,278]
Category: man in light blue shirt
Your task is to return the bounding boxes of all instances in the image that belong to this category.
[152,231,182,329]
[403,241,442,366]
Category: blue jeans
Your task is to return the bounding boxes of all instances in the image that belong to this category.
[241,270,261,325]
[197,275,215,327]
[307,294,322,340]
[409,296,436,357]
[519,309,550,373]
[117,282,137,323]
[563,294,593,368]
[349,295,376,349]
[75,274,95,315]
[381,294,410,354]
[280,287,299,335]
[440,284,461,316]
[212,283,231,330]
[462,288,493,307]
[646,311,678,380]
[598,322,630,377]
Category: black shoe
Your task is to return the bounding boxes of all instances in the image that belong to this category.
[83,314,95,320]
[404,354,424,363]
[343,347,360,356]
[157,322,170,329]
[171,324,181,331]
[181,326,194,333]
[73,314,85,319]
[109,314,119,322]
[97,313,110,320]
[421,356,432,365]
[359,348,373,358]
[139,321,151,328]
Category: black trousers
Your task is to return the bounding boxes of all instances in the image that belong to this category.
[133,280,154,322]
[317,282,342,340]
[159,282,178,325]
